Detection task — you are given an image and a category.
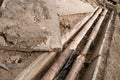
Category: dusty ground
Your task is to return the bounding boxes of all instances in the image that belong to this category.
[0,50,44,80]
[59,13,90,36]
[104,15,120,80]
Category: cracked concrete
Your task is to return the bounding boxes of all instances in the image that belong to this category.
[0,0,61,51]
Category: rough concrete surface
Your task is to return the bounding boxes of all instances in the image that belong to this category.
[56,0,94,15]
[0,0,61,51]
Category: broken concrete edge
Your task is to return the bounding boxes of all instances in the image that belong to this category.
[56,0,95,16]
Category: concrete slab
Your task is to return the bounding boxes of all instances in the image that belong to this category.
[0,0,61,51]
[56,0,95,15]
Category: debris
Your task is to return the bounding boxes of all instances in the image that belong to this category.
[14,52,53,80]
[10,55,22,64]
[0,62,9,71]
[6,63,25,69]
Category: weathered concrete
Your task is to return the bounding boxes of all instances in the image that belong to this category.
[0,0,61,51]
[56,0,94,15]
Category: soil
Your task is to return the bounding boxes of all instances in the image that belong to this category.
[59,13,90,36]
[104,16,120,80]
[0,50,45,80]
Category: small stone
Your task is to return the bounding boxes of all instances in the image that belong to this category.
[10,55,22,64]
[6,63,25,69]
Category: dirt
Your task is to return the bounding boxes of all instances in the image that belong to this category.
[104,16,120,80]
[59,13,90,36]
[0,0,61,51]
[0,50,46,80]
